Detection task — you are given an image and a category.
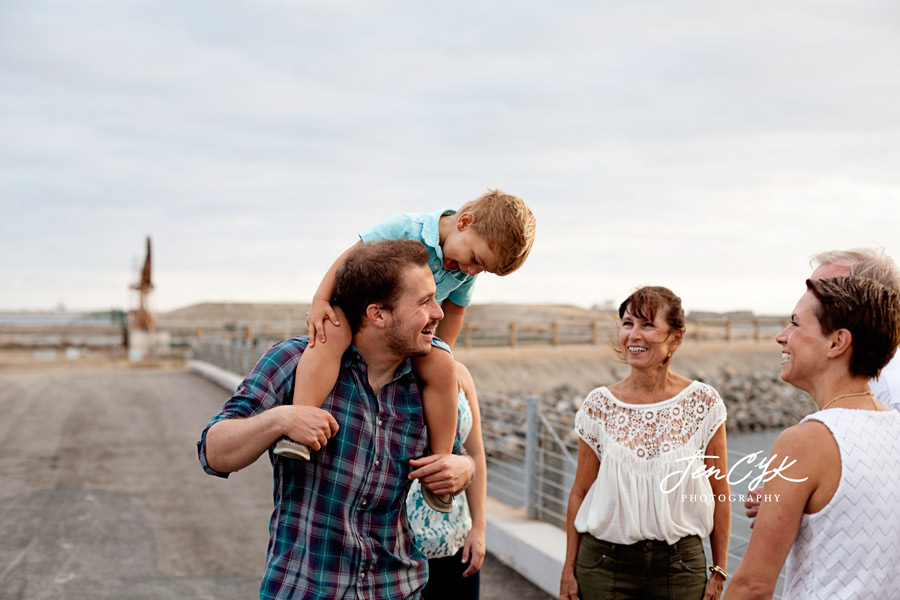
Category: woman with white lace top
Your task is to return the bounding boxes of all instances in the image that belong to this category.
[407,361,487,599]
[724,277,900,599]
[560,286,730,600]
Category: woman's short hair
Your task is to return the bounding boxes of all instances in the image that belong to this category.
[805,276,900,378]
[333,239,430,333]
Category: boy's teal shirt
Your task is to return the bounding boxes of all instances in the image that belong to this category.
[359,208,477,307]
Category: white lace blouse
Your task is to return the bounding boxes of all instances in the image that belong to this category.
[573,381,726,545]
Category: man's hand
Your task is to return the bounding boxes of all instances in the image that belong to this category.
[408,454,474,496]
[282,405,339,450]
[745,485,763,528]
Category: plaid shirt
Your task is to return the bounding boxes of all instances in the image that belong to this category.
[198,337,454,599]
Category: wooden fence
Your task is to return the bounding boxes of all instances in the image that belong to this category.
[196,316,789,350]
[455,317,788,349]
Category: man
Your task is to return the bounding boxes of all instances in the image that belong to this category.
[745,246,900,524]
[197,239,475,599]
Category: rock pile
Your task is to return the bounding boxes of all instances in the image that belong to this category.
[479,370,816,458]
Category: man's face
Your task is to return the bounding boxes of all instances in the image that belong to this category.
[383,264,445,358]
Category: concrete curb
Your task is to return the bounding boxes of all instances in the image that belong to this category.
[188,359,243,393]
[188,359,563,597]
[484,496,565,595]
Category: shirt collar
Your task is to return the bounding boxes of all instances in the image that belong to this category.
[343,344,415,383]
[421,208,457,263]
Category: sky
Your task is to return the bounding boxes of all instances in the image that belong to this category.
[2,0,899,317]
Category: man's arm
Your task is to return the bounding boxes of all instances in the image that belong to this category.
[408,453,474,496]
[206,405,338,473]
[198,339,339,475]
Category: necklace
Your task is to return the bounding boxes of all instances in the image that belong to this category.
[821,390,873,410]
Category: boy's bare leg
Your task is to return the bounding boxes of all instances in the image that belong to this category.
[274,308,351,460]
[413,349,458,512]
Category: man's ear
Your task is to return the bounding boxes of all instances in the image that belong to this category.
[827,328,853,359]
[456,212,475,231]
[364,303,389,329]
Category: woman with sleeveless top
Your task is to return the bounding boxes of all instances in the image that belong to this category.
[725,276,900,599]
[560,286,731,600]
[406,361,487,599]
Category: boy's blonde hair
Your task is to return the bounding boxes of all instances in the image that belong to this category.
[458,188,536,276]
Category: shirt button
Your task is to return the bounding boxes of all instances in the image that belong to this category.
[432,263,440,271]
[374,460,380,467]
[359,571,365,579]
[361,499,368,506]
[377,419,384,427]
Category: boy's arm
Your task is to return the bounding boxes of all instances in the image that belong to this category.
[435,300,466,349]
[307,240,363,345]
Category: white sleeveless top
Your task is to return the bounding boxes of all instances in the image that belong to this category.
[574,381,726,545]
[783,409,900,599]
[406,388,474,558]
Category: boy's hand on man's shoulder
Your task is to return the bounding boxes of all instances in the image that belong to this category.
[306,298,342,346]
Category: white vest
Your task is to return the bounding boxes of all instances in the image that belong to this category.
[784,409,900,598]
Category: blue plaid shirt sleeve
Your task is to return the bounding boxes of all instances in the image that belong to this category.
[197,338,304,478]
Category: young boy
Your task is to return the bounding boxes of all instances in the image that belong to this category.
[276,189,535,511]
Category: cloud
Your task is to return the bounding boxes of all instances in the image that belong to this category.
[1,0,899,312]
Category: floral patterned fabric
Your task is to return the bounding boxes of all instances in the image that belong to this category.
[406,388,474,558]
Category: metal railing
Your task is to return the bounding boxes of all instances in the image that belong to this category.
[479,394,579,528]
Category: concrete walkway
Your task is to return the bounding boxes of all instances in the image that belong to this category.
[0,366,551,599]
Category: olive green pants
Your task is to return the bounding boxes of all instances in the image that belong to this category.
[575,534,707,600]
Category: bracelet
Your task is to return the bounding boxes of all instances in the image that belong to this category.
[709,565,729,580]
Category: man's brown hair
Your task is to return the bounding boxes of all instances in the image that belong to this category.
[333,239,430,333]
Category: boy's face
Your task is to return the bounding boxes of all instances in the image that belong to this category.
[442,217,498,276]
